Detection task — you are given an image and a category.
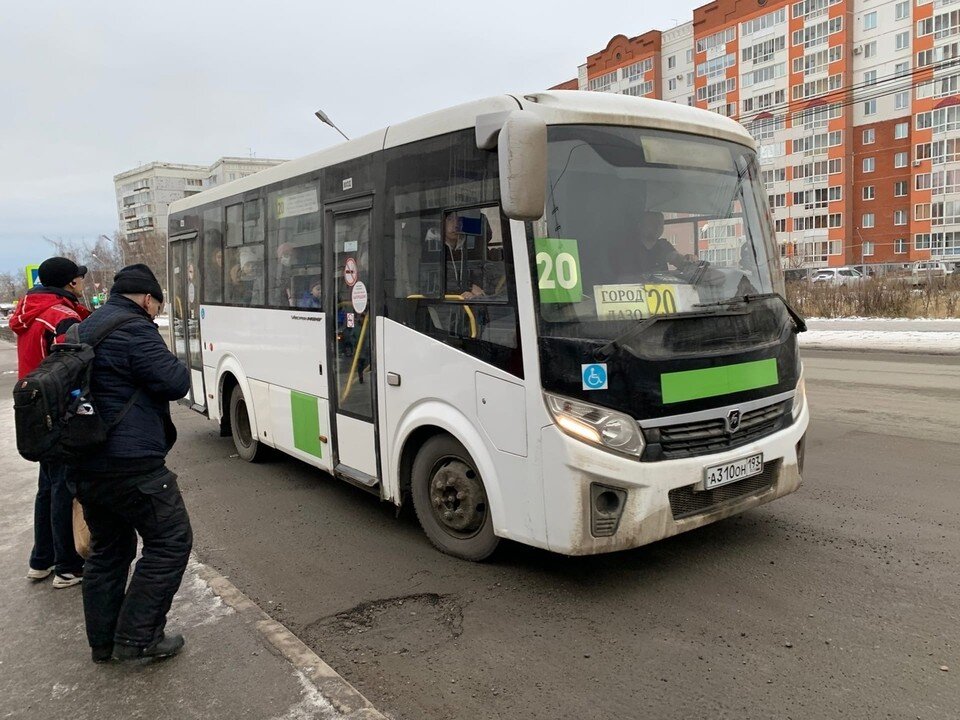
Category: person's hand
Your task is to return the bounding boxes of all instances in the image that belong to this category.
[461,284,485,300]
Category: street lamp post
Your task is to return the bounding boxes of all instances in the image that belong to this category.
[314,109,350,141]
[101,234,125,266]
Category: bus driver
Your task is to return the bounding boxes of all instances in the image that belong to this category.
[632,211,697,273]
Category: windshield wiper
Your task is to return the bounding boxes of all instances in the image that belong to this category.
[593,305,748,361]
[693,292,807,333]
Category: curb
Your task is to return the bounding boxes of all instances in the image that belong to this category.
[193,562,387,720]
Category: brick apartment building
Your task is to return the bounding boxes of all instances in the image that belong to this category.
[552,0,960,270]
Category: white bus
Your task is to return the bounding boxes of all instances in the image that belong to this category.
[167,91,808,560]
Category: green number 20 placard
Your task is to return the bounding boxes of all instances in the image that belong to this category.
[535,238,583,304]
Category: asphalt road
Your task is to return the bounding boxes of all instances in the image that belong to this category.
[7,340,955,719]
[158,348,959,720]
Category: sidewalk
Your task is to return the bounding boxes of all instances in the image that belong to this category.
[800,318,960,354]
[0,392,386,719]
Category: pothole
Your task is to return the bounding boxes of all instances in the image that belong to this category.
[305,593,463,656]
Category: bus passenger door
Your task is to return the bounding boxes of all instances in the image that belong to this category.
[326,200,379,486]
[170,233,206,412]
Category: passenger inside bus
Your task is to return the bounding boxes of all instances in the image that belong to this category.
[441,212,486,301]
[274,242,294,306]
[298,280,322,309]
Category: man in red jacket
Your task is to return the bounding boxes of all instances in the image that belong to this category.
[11,257,91,588]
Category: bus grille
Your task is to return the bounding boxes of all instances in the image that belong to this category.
[668,461,780,521]
[643,401,789,461]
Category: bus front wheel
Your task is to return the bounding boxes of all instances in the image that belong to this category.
[411,435,499,561]
[229,385,267,463]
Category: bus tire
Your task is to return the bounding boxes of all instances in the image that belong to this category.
[229,385,267,463]
[411,435,499,561]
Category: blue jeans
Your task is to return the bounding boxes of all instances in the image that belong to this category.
[29,462,84,575]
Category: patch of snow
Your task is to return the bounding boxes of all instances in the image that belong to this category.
[267,669,342,720]
[800,330,960,353]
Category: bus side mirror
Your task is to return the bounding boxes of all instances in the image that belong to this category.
[497,111,546,222]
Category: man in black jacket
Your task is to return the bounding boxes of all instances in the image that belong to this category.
[70,264,193,664]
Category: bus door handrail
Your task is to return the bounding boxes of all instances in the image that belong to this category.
[339,312,369,404]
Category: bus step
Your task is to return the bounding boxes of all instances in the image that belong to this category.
[334,464,380,494]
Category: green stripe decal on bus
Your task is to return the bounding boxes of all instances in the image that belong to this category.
[660,359,779,405]
[291,391,323,458]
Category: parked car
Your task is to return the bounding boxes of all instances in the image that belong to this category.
[905,261,949,286]
[811,266,865,286]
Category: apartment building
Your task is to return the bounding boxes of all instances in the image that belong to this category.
[114,157,286,241]
[552,0,960,269]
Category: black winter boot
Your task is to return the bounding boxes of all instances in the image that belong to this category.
[113,632,185,662]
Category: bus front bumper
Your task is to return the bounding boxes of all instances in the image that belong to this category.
[538,404,808,556]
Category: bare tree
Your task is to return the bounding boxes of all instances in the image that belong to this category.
[0,270,28,303]
[123,231,168,290]
[87,233,125,295]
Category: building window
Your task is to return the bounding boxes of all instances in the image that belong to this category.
[894,210,907,225]
[895,91,910,110]
[863,128,875,144]
[863,157,876,173]
[863,12,877,30]
[915,203,931,220]
[895,1,909,21]
[864,99,877,115]
[895,152,909,168]
[668,55,676,69]
[895,121,909,139]
[862,213,875,228]
[895,31,910,51]
[863,185,876,200]
[895,181,908,196]
[864,70,877,86]
[668,78,677,91]
[894,238,908,254]
[862,241,875,256]
[864,42,877,58]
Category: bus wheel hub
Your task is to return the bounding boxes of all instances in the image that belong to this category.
[430,459,485,535]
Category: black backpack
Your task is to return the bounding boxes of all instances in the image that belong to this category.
[13,313,139,463]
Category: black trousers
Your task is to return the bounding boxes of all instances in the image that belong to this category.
[75,466,193,649]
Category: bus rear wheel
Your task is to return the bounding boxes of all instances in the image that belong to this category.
[229,385,267,463]
[411,435,499,561]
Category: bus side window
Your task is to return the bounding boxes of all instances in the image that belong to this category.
[223,199,266,307]
[202,205,223,303]
[224,203,245,305]
[267,183,322,309]
[243,199,265,306]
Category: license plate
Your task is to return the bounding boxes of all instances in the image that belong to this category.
[703,453,764,490]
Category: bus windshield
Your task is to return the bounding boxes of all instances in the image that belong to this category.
[530,125,784,340]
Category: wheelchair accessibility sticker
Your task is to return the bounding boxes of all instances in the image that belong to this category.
[581,363,608,391]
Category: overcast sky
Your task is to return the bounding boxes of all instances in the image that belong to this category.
[0,0,704,274]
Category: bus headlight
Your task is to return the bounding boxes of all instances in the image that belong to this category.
[544,392,644,458]
[792,375,806,422]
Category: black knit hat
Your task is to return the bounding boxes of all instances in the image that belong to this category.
[111,263,164,303]
[38,257,87,288]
